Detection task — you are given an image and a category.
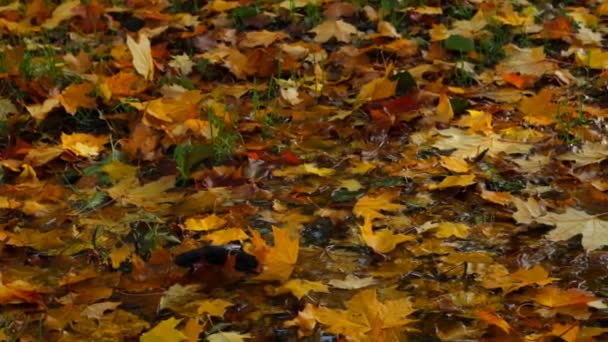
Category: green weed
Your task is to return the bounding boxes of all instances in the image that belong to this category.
[304,4,323,28]
[555,97,592,145]
[209,108,240,163]
[129,214,180,259]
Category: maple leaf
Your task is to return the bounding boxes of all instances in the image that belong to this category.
[81,301,121,320]
[309,20,362,43]
[557,143,608,166]
[268,279,329,299]
[203,228,249,245]
[496,45,557,78]
[519,88,557,125]
[477,308,511,334]
[418,221,470,238]
[0,274,44,305]
[26,98,61,121]
[480,264,558,294]
[512,196,546,224]
[357,67,397,105]
[284,303,317,337]
[127,32,154,81]
[439,155,470,173]
[140,317,187,342]
[312,288,416,342]
[359,215,415,253]
[530,286,596,308]
[329,275,377,289]
[107,175,183,210]
[196,298,233,317]
[435,93,454,124]
[59,82,97,115]
[41,0,80,29]
[183,214,227,232]
[433,128,532,159]
[240,30,288,48]
[353,190,404,220]
[428,174,476,190]
[252,226,299,282]
[538,208,608,252]
[206,331,252,342]
[61,132,109,158]
[455,110,492,134]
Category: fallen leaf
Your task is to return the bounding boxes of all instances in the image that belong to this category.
[539,208,608,252]
[206,331,252,342]
[310,20,361,43]
[328,275,377,289]
[41,0,79,29]
[359,215,414,253]
[268,279,329,299]
[59,82,96,115]
[140,317,187,342]
[127,32,154,81]
[284,303,317,337]
[184,214,227,232]
[196,298,233,317]
[312,288,416,341]
[252,226,299,282]
[435,93,454,124]
[203,228,249,245]
[61,132,109,158]
[480,264,558,293]
[81,301,121,319]
[477,308,511,334]
[428,174,476,190]
[353,190,404,220]
[531,286,596,307]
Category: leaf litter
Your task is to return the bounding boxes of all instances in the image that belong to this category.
[0,0,608,341]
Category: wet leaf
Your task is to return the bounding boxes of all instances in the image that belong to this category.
[140,317,187,342]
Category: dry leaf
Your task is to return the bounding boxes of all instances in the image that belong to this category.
[127,32,154,81]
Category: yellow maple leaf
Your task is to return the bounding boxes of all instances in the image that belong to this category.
[102,159,138,183]
[433,222,470,238]
[439,155,470,173]
[519,88,557,125]
[59,82,97,115]
[312,288,416,341]
[359,215,414,253]
[353,190,404,220]
[480,264,558,293]
[356,67,397,105]
[183,214,227,232]
[284,303,317,337]
[480,188,513,206]
[140,317,187,342]
[435,93,454,124]
[455,110,492,134]
[574,48,608,69]
[196,298,233,317]
[107,175,183,210]
[428,174,476,190]
[268,279,329,299]
[206,331,252,342]
[109,244,133,269]
[477,308,511,334]
[61,132,109,158]
[203,228,249,245]
[253,226,299,282]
